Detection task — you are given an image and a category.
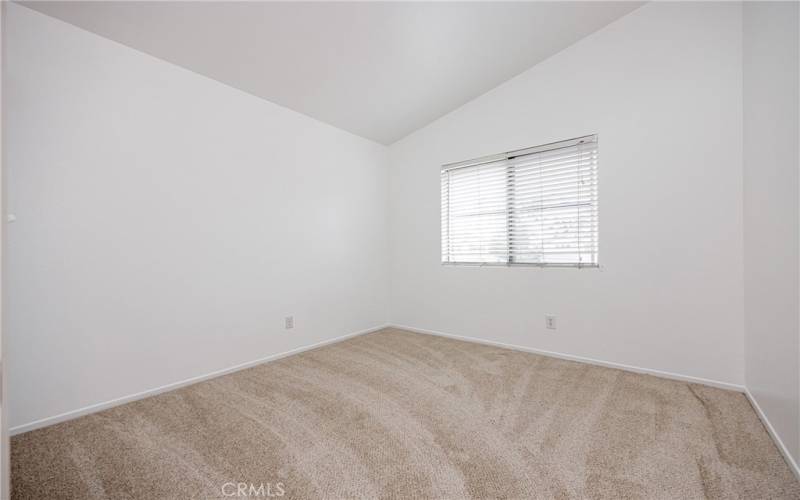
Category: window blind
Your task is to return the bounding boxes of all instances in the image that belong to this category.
[441,135,598,267]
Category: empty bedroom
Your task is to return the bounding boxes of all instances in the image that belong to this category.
[1,1,799,499]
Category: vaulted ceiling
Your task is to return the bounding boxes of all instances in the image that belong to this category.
[22,1,643,144]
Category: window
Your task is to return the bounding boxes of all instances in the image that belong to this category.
[441,135,598,267]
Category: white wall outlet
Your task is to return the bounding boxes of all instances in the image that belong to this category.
[545,315,557,330]
[284,316,294,329]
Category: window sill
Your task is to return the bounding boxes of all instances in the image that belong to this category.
[441,262,600,269]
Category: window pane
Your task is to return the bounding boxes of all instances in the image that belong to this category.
[442,160,508,263]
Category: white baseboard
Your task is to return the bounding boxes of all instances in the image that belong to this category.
[10,324,388,436]
[744,388,800,480]
[16,320,799,485]
[388,323,745,393]
[14,321,797,482]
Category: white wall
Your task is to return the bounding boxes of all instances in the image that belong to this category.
[4,3,389,430]
[388,2,745,386]
[10,1,793,447]
[743,1,800,466]
[0,2,8,497]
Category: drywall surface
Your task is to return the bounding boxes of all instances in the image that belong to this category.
[4,3,389,429]
[388,2,745,386]
[0,2,8,496]
[743,1,800,464]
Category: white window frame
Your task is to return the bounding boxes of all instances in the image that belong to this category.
[440,135,599,268]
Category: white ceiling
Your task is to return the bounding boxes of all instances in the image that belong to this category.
[21,1,643,145]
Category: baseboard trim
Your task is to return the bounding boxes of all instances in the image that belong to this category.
[10,324,388,436]
[388,323,745,393]
[744,388,800,480]
[10,323,750,435]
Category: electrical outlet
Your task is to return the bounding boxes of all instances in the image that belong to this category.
[284,316,294,330]
[545,315,557,330]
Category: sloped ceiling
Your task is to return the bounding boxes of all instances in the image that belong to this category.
[22,1,643,144]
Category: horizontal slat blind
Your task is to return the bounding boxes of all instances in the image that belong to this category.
[441,135,598,267]
[441,159,509,263]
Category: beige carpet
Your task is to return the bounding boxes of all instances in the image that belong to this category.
[11,328,800,499]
